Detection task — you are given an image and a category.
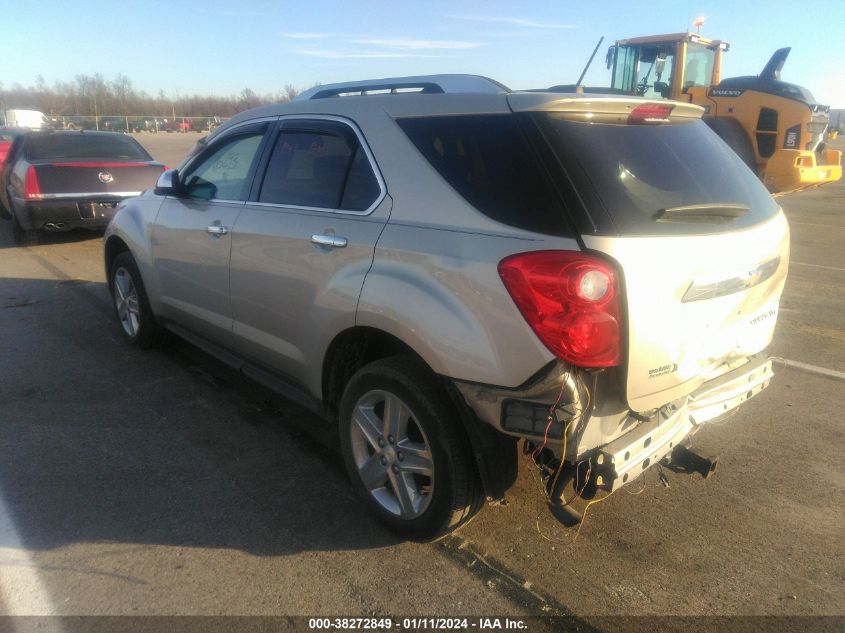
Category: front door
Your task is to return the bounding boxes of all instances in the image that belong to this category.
[153,122,270,344]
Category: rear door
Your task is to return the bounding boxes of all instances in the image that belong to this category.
[229,116,389,394]
[511,95,790,412]
[152,121,271,344]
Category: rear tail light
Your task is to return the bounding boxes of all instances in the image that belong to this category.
[498,251,622,367]
[628,103,673,124]
[24,166,43,200]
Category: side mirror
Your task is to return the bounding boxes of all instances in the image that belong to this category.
[155,169,181,196]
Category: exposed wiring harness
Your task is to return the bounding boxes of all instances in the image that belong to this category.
[525,371,590,506]
[525,371,647,541]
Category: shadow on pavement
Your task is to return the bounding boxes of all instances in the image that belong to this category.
[0,272,401,557]
[0,218,105,249]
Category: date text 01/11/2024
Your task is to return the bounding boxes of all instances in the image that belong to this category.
[307,617,528,631]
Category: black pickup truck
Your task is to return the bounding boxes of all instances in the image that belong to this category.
[0,130,165,244]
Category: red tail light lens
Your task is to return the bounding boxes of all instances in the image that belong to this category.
[24,166,43,200]
[498,251,622,367]
[628,103,673,124]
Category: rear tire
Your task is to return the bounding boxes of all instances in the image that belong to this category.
[339,356,483,541]
[109,251,160,348]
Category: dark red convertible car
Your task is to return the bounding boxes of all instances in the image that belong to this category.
[0,130,165,245]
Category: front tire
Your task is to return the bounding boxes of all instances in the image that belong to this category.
[339,357,482,540]
[109,251,159,348]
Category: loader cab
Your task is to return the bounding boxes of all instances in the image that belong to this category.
[607,33,729,102]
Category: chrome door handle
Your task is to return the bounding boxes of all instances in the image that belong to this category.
[311,234,348,248]
[207,225,229,236]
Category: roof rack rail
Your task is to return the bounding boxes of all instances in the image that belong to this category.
[296,74,511,100]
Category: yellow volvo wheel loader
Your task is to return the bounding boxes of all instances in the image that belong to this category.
[556,33,841,195]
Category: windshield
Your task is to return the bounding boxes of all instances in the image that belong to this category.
[612,44,675,98]
[536,115,780,236]
[25,134,151,161]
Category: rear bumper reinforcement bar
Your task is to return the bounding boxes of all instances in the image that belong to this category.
[593,357,773,491]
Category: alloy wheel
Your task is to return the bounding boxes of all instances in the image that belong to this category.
[113,267,141,337]
[349,389,435,519]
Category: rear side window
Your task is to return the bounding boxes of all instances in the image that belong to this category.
[25,134,150,161]
[259,122,381,211]
[537,116,780,235]
[397,114,568,235]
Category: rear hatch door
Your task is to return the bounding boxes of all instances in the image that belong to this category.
[510,93,790,412]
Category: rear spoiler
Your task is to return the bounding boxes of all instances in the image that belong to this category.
[508,93,704,124]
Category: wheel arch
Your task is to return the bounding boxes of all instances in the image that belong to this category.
[104,234,131,288]
[323,326,517,503]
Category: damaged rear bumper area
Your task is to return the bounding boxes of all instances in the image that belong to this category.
[455,355,773,493]
[593,356,772,490]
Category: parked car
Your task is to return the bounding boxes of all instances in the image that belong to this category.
[1,130,165,244]
[0,127,26,172]
[64,119,98,131]
[129,118,165,133]
[101,116,131,133]
[104,74,789,539]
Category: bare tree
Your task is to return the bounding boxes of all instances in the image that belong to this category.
[0,75,324,119]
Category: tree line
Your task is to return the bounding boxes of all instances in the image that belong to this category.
[0,73,302,117]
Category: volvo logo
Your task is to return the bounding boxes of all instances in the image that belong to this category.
[98,172,114,184]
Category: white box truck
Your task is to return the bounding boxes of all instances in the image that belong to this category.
[2,109,47,129]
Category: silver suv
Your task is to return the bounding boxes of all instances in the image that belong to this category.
[104,75,789,539]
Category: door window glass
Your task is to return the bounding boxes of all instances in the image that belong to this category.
[634,46,674,99]
[612,45,637,93]
[683,43,716,91]
[259,126,380,211]
[182,133,264,201]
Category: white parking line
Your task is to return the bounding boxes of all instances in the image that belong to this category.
[0,487,58,616]
[791,261,845,272]
[772,357,845,382]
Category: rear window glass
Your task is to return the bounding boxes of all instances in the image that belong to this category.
[397,114,569,235]
[537,116,779,235]
[25,134,150,161]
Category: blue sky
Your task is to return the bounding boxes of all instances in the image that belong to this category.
[2,0,843,106]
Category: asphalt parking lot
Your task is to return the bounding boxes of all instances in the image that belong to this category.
[0,132,842,622]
